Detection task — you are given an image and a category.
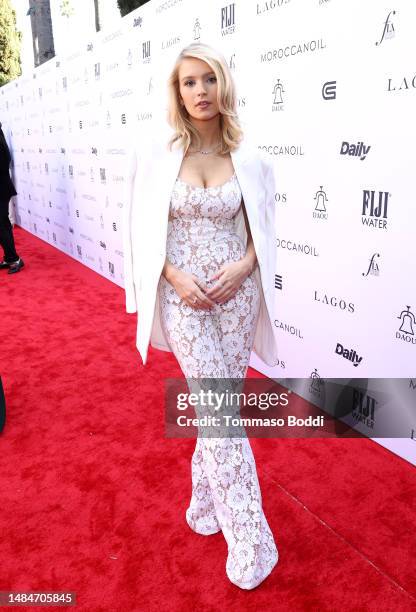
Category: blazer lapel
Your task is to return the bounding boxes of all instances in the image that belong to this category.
[157,144,183,222]
[231,141,260,238]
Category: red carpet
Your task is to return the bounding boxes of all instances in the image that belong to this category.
[1,226,415,611]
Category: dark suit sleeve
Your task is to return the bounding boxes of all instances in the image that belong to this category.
[0,129,12,171]
[0,128,17,199]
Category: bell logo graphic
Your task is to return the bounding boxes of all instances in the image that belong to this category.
[272,79,285,112]
[309,369,323,395]
[313,186,328,220]
[396,306,416,344]
[193,18,201,40]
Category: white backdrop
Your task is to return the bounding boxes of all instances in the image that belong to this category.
[1,0,415,464]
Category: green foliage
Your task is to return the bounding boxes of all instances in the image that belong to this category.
[117,0,149,18]
[60,0,75,18]
[0,0,22,86]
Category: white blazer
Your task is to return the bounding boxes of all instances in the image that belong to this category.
[122,134,279,367]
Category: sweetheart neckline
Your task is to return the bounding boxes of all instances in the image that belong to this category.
[175,172,237,191]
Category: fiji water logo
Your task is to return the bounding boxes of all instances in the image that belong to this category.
[375,10,396,46]
[142,40,151,63]
[272,79,285,111]
[221,3,235,36]
[396,306,415,345]
[313,186,329,220]
[362,190,390,229]
[351,389,376,429]
[362,253,380,277]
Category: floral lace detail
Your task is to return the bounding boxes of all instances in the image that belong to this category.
[159,173,260,378]
[159,174,278,589]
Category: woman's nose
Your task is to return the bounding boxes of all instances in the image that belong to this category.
[195,81,207,94]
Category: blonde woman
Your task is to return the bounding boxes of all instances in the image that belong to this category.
[123,42,279,590]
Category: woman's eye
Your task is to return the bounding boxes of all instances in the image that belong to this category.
[184,77,216,86]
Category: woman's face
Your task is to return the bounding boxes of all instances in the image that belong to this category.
[177,57,220,122]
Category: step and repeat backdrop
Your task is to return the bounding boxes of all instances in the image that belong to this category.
[0,0,415,464]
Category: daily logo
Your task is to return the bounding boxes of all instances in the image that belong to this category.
[362,253,380,277]
[335,342,363,367]
[340,141,371,160]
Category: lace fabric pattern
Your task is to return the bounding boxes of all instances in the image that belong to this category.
[158,173,278,590]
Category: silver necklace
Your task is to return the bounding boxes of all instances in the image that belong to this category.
[190,144,221,155]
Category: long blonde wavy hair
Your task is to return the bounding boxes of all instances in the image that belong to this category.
[166,42,243,155]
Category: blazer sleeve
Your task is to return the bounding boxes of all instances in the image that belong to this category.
[122,146,138,314]
[261,155,277,277]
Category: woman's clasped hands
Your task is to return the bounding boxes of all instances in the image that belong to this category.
[171,259,253,309]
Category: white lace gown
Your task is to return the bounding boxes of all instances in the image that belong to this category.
[158,171,279,590]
